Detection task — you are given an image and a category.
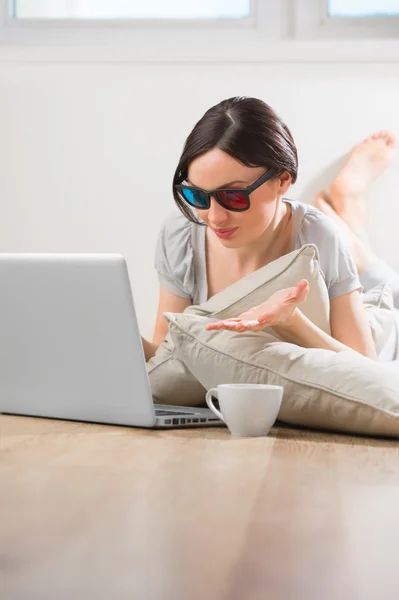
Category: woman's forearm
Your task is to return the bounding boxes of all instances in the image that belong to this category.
[272,308,378,359]
[141,337,159,362]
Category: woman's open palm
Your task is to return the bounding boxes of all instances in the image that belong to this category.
[205,279,309,332]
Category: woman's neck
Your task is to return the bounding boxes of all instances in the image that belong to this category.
[219,199,292,271]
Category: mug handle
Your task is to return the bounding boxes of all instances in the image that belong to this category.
[205,388,225,422]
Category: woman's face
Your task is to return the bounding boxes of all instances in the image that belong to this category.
[187,148,291,248]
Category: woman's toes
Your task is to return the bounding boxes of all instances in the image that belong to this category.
[369,130,397,146]
[385,131,397,147]
[322,130,397,231]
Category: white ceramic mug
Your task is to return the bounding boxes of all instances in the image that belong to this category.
[205,383,283,437]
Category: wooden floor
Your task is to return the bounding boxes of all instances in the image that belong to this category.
[1,414,398,600]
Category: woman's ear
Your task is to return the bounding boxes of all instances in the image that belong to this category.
[277,171,292,196]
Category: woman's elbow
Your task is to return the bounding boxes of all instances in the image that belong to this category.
[354,341,379,361]
[367,348,379,361]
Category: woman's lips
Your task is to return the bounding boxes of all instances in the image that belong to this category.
[214,227,239,239]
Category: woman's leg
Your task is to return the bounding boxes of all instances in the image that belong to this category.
[312,132,399,361]
[313,192,399,305]
[325,130,397,235]
[313,131,399,306]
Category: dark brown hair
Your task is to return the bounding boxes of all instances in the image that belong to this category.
[172,96,298,224]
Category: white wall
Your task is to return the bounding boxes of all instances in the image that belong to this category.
[0,61,398,339]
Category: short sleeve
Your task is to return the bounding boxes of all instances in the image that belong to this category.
[298,208,363,300]
[154,210,195,300]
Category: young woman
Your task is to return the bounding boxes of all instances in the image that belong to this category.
[142,97,396,363]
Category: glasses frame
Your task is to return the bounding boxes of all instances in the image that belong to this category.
[175,167,277,212]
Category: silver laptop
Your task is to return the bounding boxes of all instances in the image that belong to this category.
[0,253,222,429]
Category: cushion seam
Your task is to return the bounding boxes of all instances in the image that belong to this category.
[147,351,174,373]
[212,244,320,317]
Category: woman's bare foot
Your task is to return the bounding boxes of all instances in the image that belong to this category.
[313,192,379,274]
[327,131,397,233]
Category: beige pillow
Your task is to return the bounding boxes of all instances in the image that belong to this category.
[166,312,399,438]
[147,244,330,406]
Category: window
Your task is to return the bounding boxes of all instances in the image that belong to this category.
[0,0,269,61]
[328,0,399,18]
[13,0,251,20]
[0,0,397,61]
[294,0,399,39]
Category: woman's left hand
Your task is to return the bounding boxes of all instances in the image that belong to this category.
[205,279,309,332]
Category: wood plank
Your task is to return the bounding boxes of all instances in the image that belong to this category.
[1,415,398,600]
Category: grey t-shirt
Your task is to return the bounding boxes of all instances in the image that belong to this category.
[155,198,363,306]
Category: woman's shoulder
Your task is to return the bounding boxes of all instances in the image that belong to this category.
[287,198,344,247]
[155,209,196,299]
[286,198,361,299]
[159,208,193,243]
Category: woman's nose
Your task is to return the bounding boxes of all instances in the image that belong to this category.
[207,196,230,225]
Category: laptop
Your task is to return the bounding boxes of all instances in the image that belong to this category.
[0,253,222,429]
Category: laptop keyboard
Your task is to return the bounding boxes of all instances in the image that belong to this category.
[155,409,196,416]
